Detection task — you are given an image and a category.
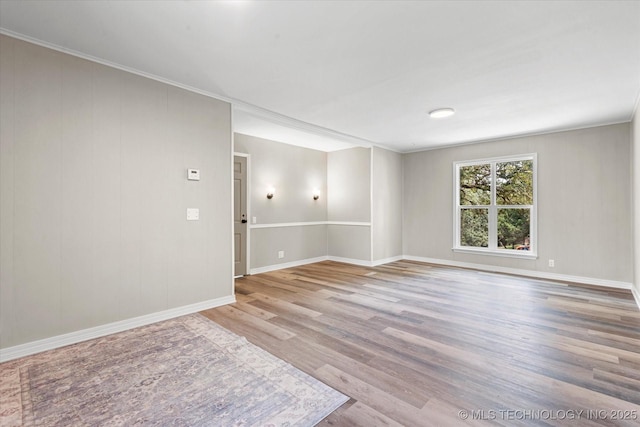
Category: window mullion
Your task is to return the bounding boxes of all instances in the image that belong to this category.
[489,162,497,250]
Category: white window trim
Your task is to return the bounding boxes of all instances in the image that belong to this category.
[452,153,538,259]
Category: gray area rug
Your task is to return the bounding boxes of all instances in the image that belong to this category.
[0,314,348,426]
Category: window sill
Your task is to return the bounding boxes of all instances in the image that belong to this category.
[452,247,537,260]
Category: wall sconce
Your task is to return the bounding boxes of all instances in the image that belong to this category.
[313,189,320,200]
[266,186,275,199]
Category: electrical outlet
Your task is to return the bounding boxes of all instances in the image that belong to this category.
[186,208,199,221]
[278,251,285,259]
[548,259,555,268]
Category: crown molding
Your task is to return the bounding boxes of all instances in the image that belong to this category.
[0,28,236,105]
[0,29,380,152]
[233,102,375,149]
[402,120,633,154]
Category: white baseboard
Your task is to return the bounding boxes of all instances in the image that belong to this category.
[249,255,403,274]
[402,255,633,290]
[247,254,637,306]
[326,256,373,266]
[249,256,329,275]
[325,255,402,267]
[371,255,404,266]
[249,255,403,273]
[0,295,236,363]
[632,286,640,311]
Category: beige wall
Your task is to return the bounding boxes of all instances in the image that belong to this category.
[234,139,402,267]
[0,35,233,349]
[327,225,372,261]
[403,123,633,284]
[328,147,372,261]
[327,147,371,222]
[250,226,327,268]
[234,133,327,224]
[234,133,328,269]
[372,147,403,261]
[632,111,640,297]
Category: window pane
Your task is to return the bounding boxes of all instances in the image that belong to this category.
[496,160,533,205]
[497,208,530,250]
[459,164,491,205]
[460,209,488,247]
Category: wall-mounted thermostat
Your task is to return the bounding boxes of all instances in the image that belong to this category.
[187,169,200,181]
[187,208,199,221]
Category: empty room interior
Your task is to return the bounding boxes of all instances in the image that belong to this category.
[1,1,640,426]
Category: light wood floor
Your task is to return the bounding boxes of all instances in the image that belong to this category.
[201,260,640,426]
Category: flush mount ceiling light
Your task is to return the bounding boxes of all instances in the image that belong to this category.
[429,108,455,118]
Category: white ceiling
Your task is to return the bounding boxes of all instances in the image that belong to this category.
[1,0,639,152]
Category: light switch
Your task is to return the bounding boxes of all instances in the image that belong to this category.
[252,217,257,224]
[187,169,200,181]
[187,208,199,221]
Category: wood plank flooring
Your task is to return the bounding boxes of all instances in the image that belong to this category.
[201,260,640,426]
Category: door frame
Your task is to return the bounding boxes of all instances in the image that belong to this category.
[233,152,251,277]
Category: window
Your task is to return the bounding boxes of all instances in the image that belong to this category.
[453,154,537,258]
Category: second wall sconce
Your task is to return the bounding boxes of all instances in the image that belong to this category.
[313,189,320,200]
[267,186,275,199]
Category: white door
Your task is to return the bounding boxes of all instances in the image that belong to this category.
[234,156,248,276]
